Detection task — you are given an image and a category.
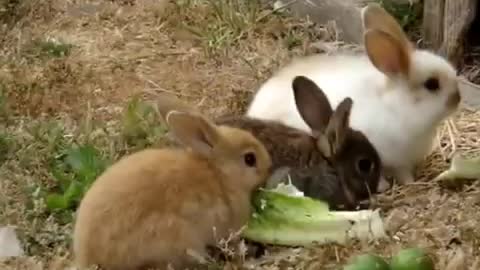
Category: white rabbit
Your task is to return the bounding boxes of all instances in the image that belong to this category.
[246,3,461,190]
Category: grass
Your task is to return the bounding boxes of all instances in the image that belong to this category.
[24,96,167,222]
[0,0,479,269]
[27,39,73,59]
[176,0,264,56]
[374,0,423,32]
[0,94,169,260]
[121,95,168,150]
[175,0,302,57]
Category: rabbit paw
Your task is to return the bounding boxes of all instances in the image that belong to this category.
[393,169,415,186]
[376,176,391,192]
[377,167,415,192]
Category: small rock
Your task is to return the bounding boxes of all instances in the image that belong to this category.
[0,226,24,259]
[445,247,466,270]
[385,208,409,233]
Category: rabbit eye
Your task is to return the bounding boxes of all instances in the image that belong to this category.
[356,158,373,174]
[424,77,440,92]
[244,152,257,167]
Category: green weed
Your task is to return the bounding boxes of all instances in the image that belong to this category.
[45,144,108,213]
[19,96,167,222]
[25,38,73,59]
[375,0,423,31]
[0,131,15,165]
[121,95,167,150]
[0,83,10,120]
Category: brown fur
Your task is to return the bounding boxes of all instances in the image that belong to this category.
[215,116,322,170]
[154,76,383,210]
[73,111,272,270]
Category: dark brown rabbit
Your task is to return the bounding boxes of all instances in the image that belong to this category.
[155,76,383,210]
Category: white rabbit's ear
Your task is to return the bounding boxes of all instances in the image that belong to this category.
[166,110,221,158]
[292,76,333,132]
[364,29,410,77]
[361,3,412,50]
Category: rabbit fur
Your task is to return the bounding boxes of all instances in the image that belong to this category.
[154,76,383,210]
[73,110,272,270]
[246,3,461,191]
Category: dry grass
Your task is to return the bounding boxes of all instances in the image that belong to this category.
[0,0,479,269]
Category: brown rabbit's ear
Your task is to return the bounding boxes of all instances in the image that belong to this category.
[317,98,353,158]
[361,3,412,50]
[292,76,333,132]
[166,110,221,158]
[155,93,199,123]
[364,29,410,77]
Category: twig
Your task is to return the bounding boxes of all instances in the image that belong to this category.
[256,0,299,24]
[437,124,447,160]
[142,78,197,98]
[446,120,457,159]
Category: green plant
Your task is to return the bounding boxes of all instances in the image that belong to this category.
[343,248,434,270]
[0,131,15,165]
[390,248,434,270]
[242,183,386,246]
[375,0,423,31]
[45,144,108,212]
[24,120,69,160]
[283,30,303,50]
[344,254,390,270]
[121,96,167,150]
[25,38,73,59]
[0,83,9,119]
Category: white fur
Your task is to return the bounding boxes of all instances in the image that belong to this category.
[247,51,459,188]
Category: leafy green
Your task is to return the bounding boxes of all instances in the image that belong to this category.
[435,154,480,181]
[243,184,386,246]
[45,144,108,212]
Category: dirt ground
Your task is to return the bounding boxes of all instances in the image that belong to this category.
[0,0,479,269]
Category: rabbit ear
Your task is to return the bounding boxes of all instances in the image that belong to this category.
[292,76,333,132]
[166,110,221,158]
[156,93,199,123]
[317,98,353,157]
[364,29,410,77]
[361,3,412,50]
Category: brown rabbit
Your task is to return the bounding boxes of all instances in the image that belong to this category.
[155,76,383,210]
[72,111,272,270]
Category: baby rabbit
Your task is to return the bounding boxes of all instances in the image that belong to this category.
[72,111,272,270]
[155,76,383,210]
[246,3,461,191]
